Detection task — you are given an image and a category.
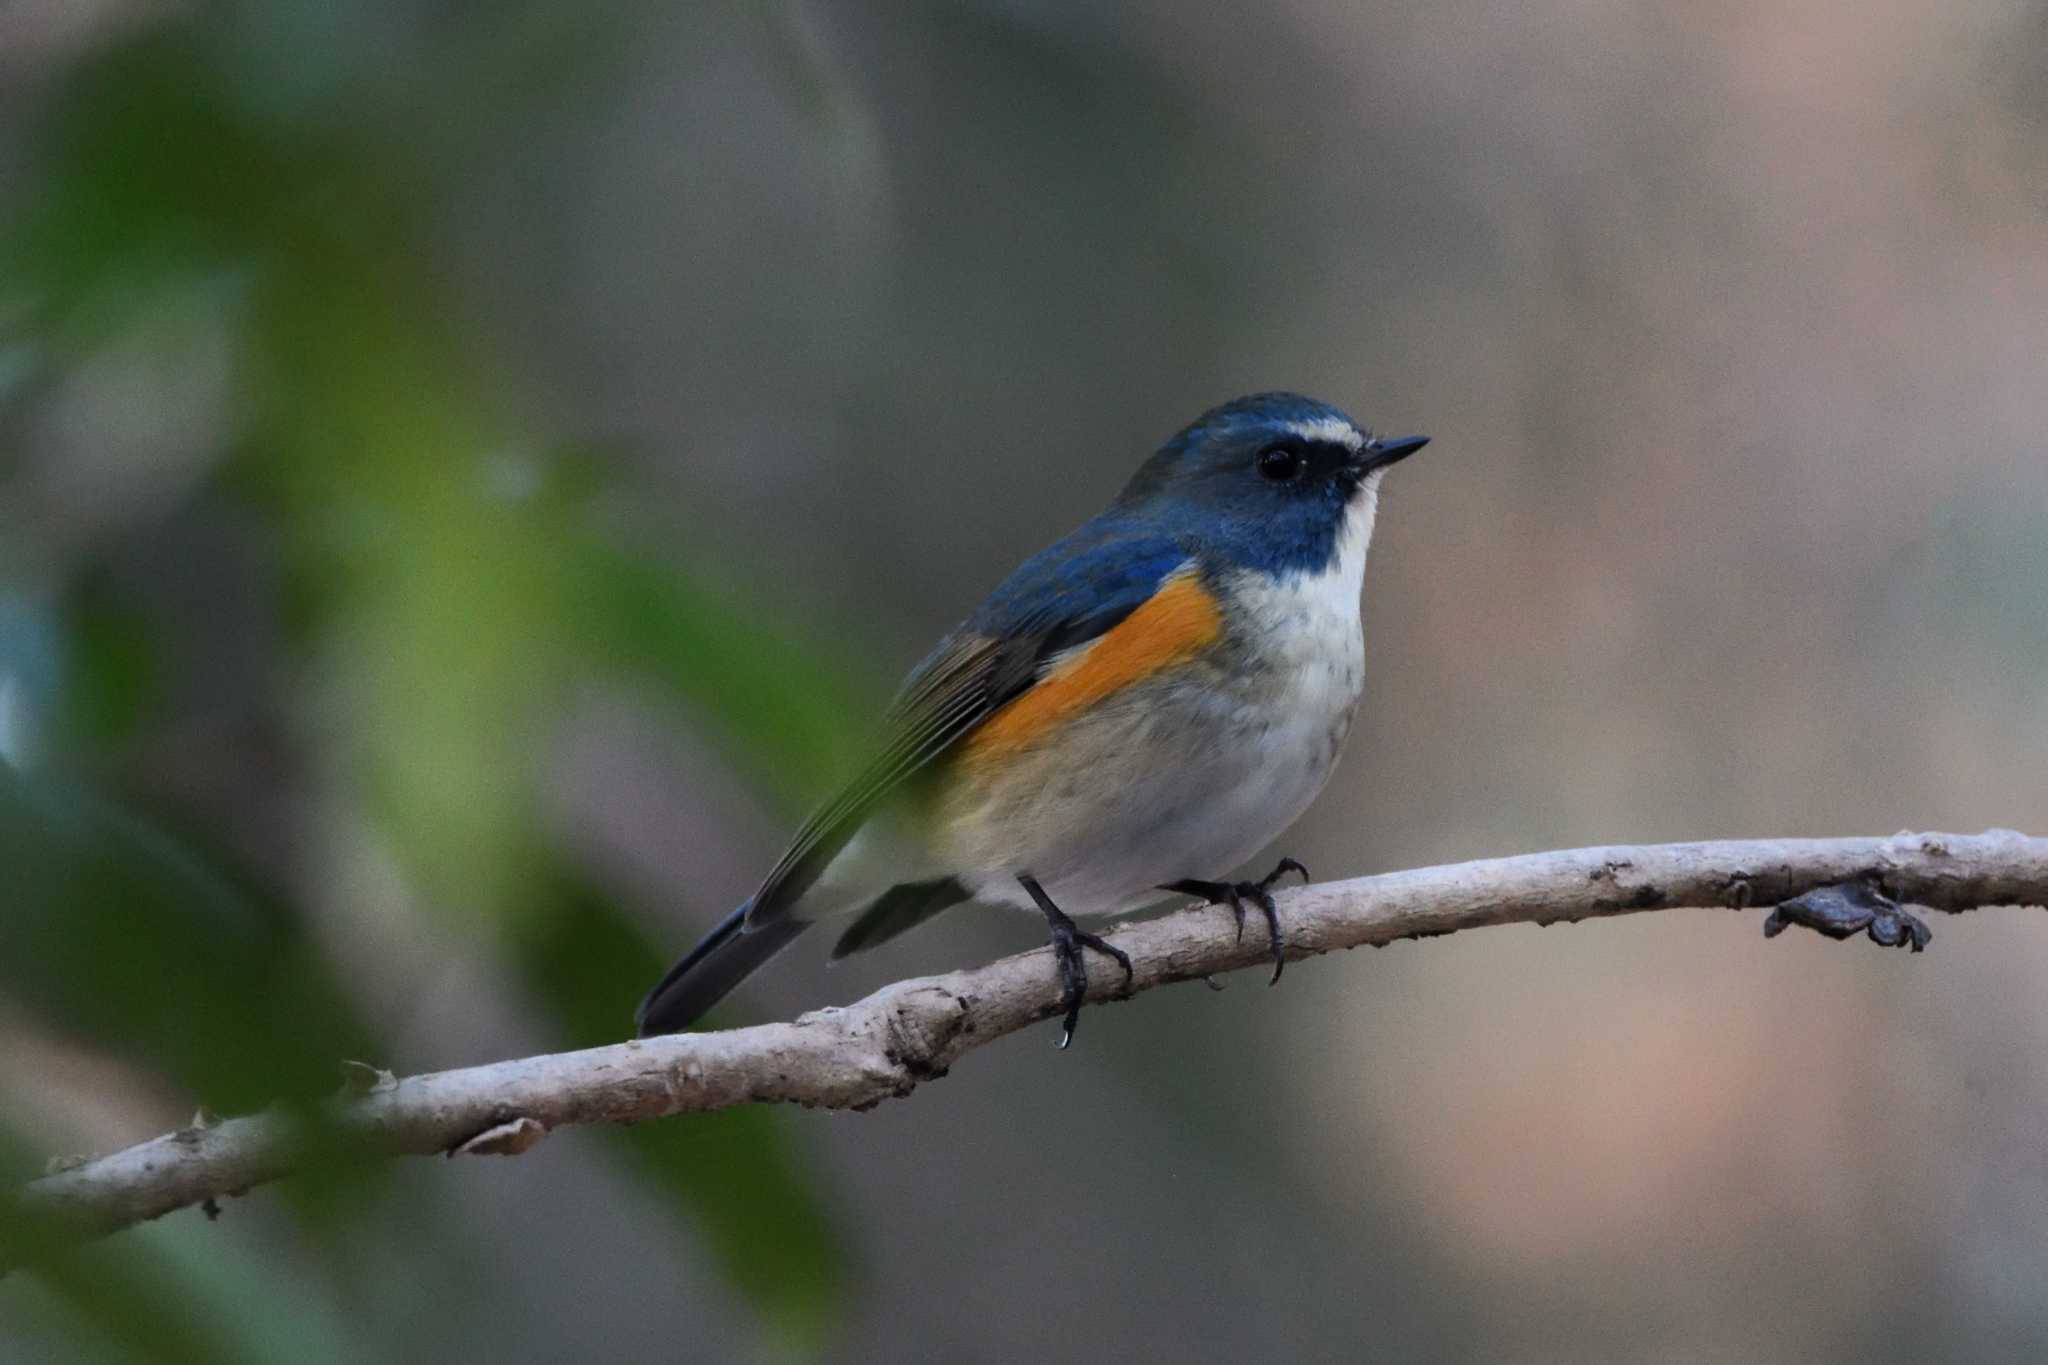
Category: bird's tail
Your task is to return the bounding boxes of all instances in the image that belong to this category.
[635,900,810,1037]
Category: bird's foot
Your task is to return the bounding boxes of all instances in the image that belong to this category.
[1763,877,1931,952]
[1160,857,1309,985]
[1019,875,1134,1049]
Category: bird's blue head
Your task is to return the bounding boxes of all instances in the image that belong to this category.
[1116,392,1428,577]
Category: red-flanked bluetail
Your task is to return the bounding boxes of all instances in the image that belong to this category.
[637,394,1429,1046]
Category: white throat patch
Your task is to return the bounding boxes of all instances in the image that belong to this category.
[1331,468,1383,600]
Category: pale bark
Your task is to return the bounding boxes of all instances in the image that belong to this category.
[10,830,2045,1266]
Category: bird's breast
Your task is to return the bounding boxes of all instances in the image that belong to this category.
[929,551,1370,915]
[1218,559,1367,725]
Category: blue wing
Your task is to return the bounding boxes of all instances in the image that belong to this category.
[960,516,1197,661]
[743,516,1192,927]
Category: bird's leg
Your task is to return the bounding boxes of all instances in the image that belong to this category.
[1019,874,1134,1049]
[1160,857,1310,985]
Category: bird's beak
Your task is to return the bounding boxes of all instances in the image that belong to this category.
[1356,434,1430,474]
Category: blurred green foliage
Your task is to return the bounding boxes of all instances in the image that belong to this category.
[2,1151,359,1365]
[1,9,861,1358]
[522,879,844,1346]
[0,764,367,1111]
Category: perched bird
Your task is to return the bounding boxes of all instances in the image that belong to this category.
[637,393,1428,1046]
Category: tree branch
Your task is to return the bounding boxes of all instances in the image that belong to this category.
[10,830,2046,1265]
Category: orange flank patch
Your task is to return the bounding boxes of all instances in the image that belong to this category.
[962,570,1223,768]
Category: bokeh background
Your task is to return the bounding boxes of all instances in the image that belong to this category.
[3,2,2046,1361]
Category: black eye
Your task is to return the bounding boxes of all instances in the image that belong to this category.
[1256,445,1305,483]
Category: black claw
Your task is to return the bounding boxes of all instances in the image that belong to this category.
[1076,929,1135,993]
[1264,857,1310,890]
[1021,874,1133,1048]
[1049,920,1086,1048]
[1242,884,1285,984]
[1161,856,1307,986]
[1162,877,1238,940]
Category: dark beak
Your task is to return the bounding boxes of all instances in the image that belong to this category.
[1357,434,1430,474]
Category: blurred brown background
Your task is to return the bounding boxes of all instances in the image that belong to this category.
[2,2,2045,1361]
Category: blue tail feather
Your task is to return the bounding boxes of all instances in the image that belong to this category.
[635,898,810,1036]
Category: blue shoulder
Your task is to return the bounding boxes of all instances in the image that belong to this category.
[966,516,1193,653]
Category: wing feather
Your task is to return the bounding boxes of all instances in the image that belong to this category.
[744,521,1196,927]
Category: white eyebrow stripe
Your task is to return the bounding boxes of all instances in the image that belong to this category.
[1282,416,1365,450]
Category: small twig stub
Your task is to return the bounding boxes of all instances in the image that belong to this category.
[452,1117,549,1157]
[1763,878,1932,951]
